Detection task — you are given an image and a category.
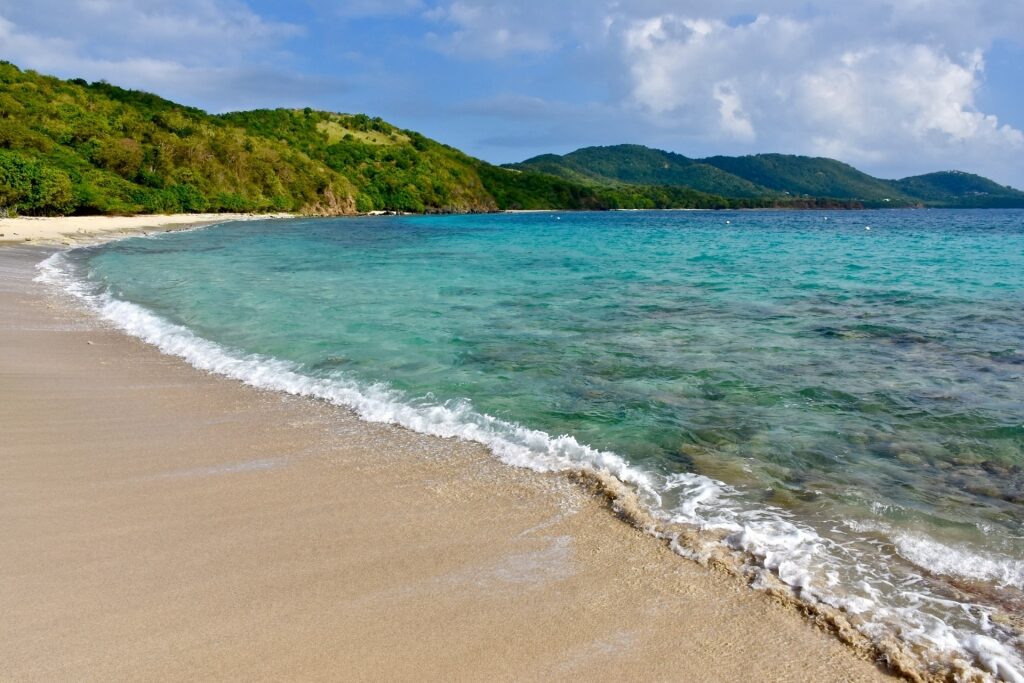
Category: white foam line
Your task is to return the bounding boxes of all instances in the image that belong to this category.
[894,533,1024,589]
[34,249,1024,682]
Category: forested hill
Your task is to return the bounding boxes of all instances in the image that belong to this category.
[0,62,745,216]
[515,145,769,198]
[3,63,1021,216]
[889,171,1024,206]
[510,145,1024,208]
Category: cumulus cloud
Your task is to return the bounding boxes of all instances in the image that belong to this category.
[796,45,1023,161]
[617,15,804,140]
[712,81,755,142]
[605,8,1023,177]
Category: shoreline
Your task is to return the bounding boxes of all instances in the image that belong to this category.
[0,213,294,246]
[0,203,995,250]
[1,229,895,680]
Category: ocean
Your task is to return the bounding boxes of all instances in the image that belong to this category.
[41,209,1024,680]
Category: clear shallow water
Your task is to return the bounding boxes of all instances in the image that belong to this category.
[49,210,1024,679]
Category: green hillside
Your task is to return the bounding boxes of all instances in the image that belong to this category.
[0,62,748,216]
[0,63,361,216]
[892,171,1024,208]
[510,145,770,198]
[512,146,1024,208]
[701,153,913,204]
[216,111,737,211]
[217,108,498,214]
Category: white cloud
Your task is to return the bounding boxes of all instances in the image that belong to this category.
[601,9,1023,179]
[796,45,1023,160]
[0,0,302,65]
[713,81,755,142]
[616,14,806,140]
[0,1,324,111]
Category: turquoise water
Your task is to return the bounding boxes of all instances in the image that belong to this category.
[54,210,1024,677]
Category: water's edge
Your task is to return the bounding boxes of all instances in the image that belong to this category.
[34,236,1023,683]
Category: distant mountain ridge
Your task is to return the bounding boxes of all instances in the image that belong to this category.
[516,145,769,198]
[508,145,1024,208]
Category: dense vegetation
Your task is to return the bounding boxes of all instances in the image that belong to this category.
[2,63,1021,216]
[0,62,735,216]
[890,171,1024,208]
[219,108,497,214]
[0,63,360,215]
[511,145,1024,208]
[510,145,769,198]
[701,153,912,204]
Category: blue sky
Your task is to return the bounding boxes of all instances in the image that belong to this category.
[2,0,1022,187]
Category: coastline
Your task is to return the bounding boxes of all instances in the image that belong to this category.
[0,213,294,246]
[1,228,893,680]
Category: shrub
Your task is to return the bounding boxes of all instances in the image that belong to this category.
[0,150,74,215]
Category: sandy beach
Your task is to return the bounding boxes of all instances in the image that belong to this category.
[0,231,894,681]
[0,213,292,246]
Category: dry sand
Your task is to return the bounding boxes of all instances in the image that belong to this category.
[0,241,895,682]
[0,213,291,246]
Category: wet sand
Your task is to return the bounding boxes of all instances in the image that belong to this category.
[0,244,894,681]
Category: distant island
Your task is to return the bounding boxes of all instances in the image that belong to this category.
[2,61,1022,217]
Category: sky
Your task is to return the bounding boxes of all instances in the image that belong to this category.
[1,0,1022,187]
